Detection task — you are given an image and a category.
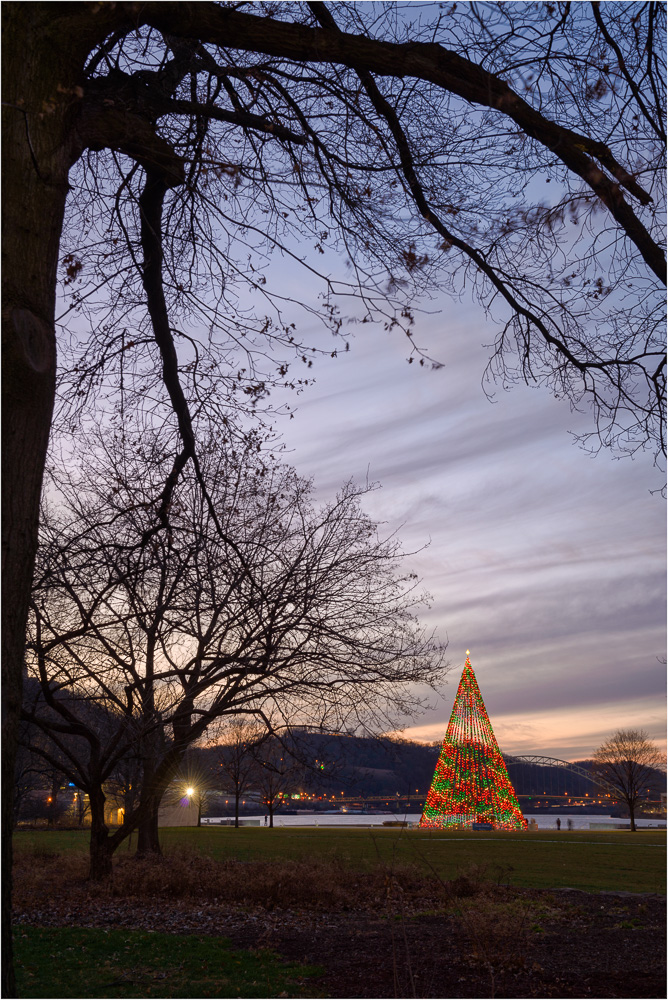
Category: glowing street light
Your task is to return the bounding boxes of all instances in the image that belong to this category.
[186,787,194,797]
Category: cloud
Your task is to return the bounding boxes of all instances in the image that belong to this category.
[274,298,666,760]
[406,693,666,761]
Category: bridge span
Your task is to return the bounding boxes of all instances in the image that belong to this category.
[502,754,618,797]
[320,755,617,805]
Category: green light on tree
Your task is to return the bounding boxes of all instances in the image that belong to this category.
[420,652,527,831]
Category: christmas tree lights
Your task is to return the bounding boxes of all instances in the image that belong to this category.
[420,651,527,830]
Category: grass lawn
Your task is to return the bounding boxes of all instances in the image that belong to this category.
[14,926,323,999]
[14,825,666,895]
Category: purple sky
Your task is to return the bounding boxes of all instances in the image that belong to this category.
[269,293,666,761]
[51,6,665,770]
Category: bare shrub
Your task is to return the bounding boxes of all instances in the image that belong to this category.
[12,850,86,911]
[447,889,534,998]
[446,862,515,899]
[107,849,429,913]
[446,864,492,899]
[13,844,432,915]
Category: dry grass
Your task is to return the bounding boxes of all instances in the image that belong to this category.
[12,842,531,919]
[455,895,533,966]
[13,842,441,915]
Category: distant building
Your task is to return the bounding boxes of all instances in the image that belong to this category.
[158,785,200,827]
[101,783,200,827]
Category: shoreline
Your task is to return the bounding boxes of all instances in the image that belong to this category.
[201,811,666,831]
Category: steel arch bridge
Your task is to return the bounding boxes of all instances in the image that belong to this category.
[502,754,617,797]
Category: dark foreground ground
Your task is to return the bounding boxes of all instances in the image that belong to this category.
[241,890,665,999]
[13,845,666,999]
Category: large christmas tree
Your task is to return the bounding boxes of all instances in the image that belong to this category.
[420,652,526,830]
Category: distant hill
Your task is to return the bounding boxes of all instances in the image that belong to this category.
[195,731,666,801]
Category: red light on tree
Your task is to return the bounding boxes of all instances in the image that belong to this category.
[420,652,527,831]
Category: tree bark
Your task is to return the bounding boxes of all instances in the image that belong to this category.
[88,788,113,880]
[2,2,164,975]
[136,804,162,854]
[135,764,162,856]
[2,7,87,991]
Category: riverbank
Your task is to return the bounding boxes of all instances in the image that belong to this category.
[203,811,666,830]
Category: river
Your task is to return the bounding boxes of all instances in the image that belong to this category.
[203,812,665,830]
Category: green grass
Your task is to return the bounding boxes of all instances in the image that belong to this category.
[14,825,666,895]
[14,926,323,999]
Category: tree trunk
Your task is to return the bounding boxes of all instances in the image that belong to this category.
[136,797,162,855]
[2,3,178,981]
[76,791,87,827]
[89,788,113,880]
[135,735,163,855]
[2,8,88,992]
[123,784,137,823]
[234,787,240,828]
[629,800,636,832]
[268,800,274,828]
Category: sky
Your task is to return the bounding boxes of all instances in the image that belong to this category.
[267,291,666,762]
[55,5,665,767]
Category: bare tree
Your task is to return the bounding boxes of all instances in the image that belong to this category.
[593,729,666,832]
[4,4,665,991]
[214,719,268,828]
[250,734,300,829]
[12,723,71,830]
[103,752,143,831]
[25,427,445,877]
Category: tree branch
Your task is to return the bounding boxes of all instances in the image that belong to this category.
[138,2,664,282]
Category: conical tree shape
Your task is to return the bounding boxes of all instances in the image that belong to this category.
[420,652,526,830]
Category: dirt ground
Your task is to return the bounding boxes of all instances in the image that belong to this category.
[243,890,666,999]
[12,852,666,998]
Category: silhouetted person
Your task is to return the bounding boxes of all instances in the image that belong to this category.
[556,817,561,831]
[567,818,573,831]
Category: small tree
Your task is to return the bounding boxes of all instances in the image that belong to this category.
[12,727,55,829]
[168,745,227,828]
[215,720,267,829]
[15,686,90,829]
[25,430,446,877]
[250,735,300,829]
[593,729,666,832]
